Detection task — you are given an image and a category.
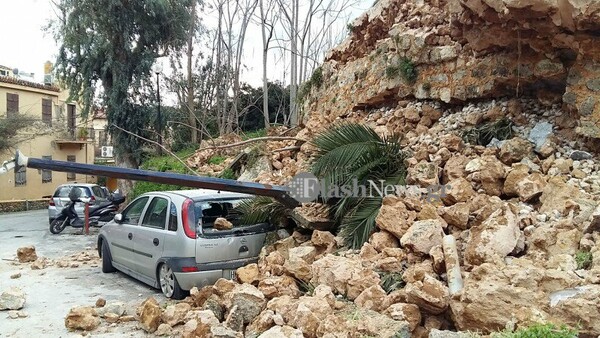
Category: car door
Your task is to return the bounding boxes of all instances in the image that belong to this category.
[109,196,149,269]
[134,196,168,280]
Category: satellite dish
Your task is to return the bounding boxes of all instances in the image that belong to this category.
[12,68,18,75]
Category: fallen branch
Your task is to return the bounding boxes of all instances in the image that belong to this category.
[271,146,301,153]
[195,136,306,152]
[110,124,199,176]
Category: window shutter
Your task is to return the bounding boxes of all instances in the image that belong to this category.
[7,93,19,117]
[42,99,52,126]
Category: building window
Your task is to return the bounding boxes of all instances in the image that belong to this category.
[67,155,76,181]
[67,104,76,138]
[42,156,52,183]
[15,166,26,186]
[7,93,19,117]
[42,99,52,126]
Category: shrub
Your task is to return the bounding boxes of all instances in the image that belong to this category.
[379,272,405,293]
[491,323,577,338]
[298,67,324,103]
[208,155,226,165]
[385,57,417,83]
[461,117,514,146]
[575,250,593,270]
[219,168,236,180]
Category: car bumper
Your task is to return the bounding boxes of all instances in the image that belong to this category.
[166,256,258,291]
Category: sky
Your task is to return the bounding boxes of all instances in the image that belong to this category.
[0,0,370,87]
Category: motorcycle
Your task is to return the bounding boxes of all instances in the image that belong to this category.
[49,187,125,234]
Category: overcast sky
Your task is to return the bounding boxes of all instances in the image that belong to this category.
[0,0,369,87]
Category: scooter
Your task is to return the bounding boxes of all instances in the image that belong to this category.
[49,187,125,234]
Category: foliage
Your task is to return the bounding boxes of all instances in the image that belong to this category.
[379,272,405,294]
[295,278,316,295]
[385,57,417,83]
[491,323,577,338]
[0,114,36,152]
[298,67,324,103]
[237,82,290,132]
[132,147,196,198]
[311,123,406,249]
[233,196,289,226]
[575,250,593,270]
[461,118,514,146]
[131,182,186,199]
[219,168,236,180]
[241,128,267,140]
[208,155,226,165]
[51,0,194,166]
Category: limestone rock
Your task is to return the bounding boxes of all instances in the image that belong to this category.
[442,155,469,184]
[540,177,589,215]
[311,230,336,252]
[548,285,600,336]
[311,254,380,300]
[161,302,191,326]
[97,301,126,317]
[503,165,529,197]
[10,272,21,279]
[138,297,162,333]
[400,219,444,256]
[499,137,533,164]
[0,287,25,310]
[258,276,301,299]
[214,217,233,230]
[464,206,520,265]
[64,306,100,331]
[385,303,422,332]
[441,178,475,205]
[407,161,440,188]
[30,257,49,270]
[354,285,387,312]
[155,323,173,336]
[258,325,304,338]
[95,298,106,308]
[376,196,417,239]
[224,283,266,325]
[16,246,37,263]
[369,230,399,252]
[440,202,470,229]
[405,275,449,315]
[516,173,546,202]
[237,263,260,285]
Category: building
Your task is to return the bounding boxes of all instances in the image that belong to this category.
[0,62,97,201]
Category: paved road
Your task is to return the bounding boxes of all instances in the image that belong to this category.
[0,210,163,337]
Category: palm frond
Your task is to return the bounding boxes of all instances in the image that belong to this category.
[312,123,382,154]
[234,197,289,226]
[338,197,383,249]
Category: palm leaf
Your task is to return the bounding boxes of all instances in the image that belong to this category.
[234,197,289,226]
[338,197,383,249]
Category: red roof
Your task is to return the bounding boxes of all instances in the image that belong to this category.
[0,75,60,92]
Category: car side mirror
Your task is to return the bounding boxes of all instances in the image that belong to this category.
[114,214,123,223]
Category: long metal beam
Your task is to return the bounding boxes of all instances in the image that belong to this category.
[10,151,299,208]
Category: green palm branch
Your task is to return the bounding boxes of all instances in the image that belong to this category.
[311,123,407,249]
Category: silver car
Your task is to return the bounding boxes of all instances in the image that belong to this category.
[97,189,275,299]
[48,183,109,224]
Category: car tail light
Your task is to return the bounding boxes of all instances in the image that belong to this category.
[49,199,55,207]
[181,198,197,239]
[181,266,199,272]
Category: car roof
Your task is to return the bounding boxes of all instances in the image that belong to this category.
[56,183,99,188]
[147,189,252,201]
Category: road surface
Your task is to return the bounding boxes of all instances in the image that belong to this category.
[0,210,164,337]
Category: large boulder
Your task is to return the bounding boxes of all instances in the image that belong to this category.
[64,306,100,331]
[464,205,521,266]
[440,202,470,229]
[354,285,387,312]
[138,297,162,333]
[384,303,422,332]
[441,178,475,206]
[405,275,450,315]
[161,302,191,327]
[224,283,267,325]
[311,254,380,300]
[375,196,417,239]
[0,287,25,310]
[400,219,444,255]
[442,155,469,184]
[407,161,440,187]
[237,263,260,285]
[369,230,400,252]
[258,276,301,299]
[548,285,600,336]
[515,173,546,202]
[499,137,533,164]
[503,164,529,197]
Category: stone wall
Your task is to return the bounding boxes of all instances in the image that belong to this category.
[0,199,49,213]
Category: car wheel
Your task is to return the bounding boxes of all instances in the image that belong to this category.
[49,217,68,234]
[158,263,185,299]
[101,240,116,273]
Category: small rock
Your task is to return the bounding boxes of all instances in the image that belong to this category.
[155,323,173,336]
[98,301,126,317]
[10,273,21,279]
[499,137,533,164]
[258,325,304,338]
[137,297,161,333]
[104,312,120,323]
[236,263,260,285]
[64,306,100,331]
[385,303,421,331]
[570,150,592,161]
[95,298,106,307]
[8,310,19,319]
[214,217,233,230]
[0,287,26,310]
[400,219,444,255]
[161,302,191,326]
[16,246,37,263]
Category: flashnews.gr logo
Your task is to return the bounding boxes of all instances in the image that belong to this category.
[286,171,451,203]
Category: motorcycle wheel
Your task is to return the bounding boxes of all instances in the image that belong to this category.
[49,217,68,234]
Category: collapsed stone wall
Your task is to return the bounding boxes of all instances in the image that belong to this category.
[302,0,600,138]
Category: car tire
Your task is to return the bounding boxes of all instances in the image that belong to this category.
[158,263,185,300]
[49,217,68,234]
[101,241,116,273]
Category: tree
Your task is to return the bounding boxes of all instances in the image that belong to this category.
[50,0,193,196]
[258,0,279,129]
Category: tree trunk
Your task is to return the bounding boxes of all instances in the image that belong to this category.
[115,152,138,200]
[260,0,270,130]
[289,0,298,127]
[187,2,197,144]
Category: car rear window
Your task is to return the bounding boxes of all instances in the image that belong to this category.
[194,198,248,228]
[91,186,107,199]
[53,186,91,198]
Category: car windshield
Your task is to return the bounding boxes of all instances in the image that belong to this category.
[193,198,249,229]
[91,186,107,199]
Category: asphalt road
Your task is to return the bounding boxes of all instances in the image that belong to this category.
[0,210,163,337]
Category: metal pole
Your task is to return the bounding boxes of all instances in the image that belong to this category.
[85,203,89,235]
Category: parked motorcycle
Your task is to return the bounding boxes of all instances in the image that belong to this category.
[49,187,125,234]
